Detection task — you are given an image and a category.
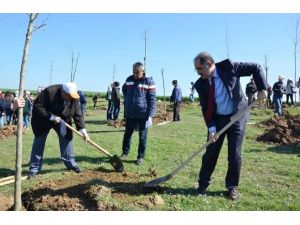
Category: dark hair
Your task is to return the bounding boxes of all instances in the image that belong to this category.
[194,52,215,65]
[172,80,178,85]
[113,81,120,87]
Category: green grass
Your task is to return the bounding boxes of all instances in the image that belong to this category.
[0,99,299,210]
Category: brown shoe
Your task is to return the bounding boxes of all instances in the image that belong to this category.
[227,187,238,200]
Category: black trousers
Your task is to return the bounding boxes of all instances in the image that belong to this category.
[198,113,248,189]
[173,102,180,121]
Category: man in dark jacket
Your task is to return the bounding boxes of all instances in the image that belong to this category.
[170,80,182,121]
[193,52,267,200]
[111,81,121,120]
[28,82,90,178]
[120,62,156,165]
[245,78,257,105]
[272,75,285,116]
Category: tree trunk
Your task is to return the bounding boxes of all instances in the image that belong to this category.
[161,68,166,114]
[14,13,37,211]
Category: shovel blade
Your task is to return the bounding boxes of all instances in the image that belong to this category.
[143,174,173,188]
[109,154,124,172]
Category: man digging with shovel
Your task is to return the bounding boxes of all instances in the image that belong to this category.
[28,82,90,179]
[193,52,268,200]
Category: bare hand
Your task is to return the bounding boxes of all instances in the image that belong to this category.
[209,132,219,143]
[12,98,25,111]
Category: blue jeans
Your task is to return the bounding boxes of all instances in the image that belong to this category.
[23,113,30,129]
[0,114,3,128]
[29,130,77,173]
[112,101,120,120]
[273,95,282,115]
[106,100,114,120]
[122,118,148,159]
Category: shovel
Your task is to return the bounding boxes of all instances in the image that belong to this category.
[144,100,256,188]
[62,120,124,172]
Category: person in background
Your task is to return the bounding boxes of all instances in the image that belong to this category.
[267,85,273,108]
[170,80,182,121]
[193,52,267,200]
[120,62,156,165]
[23,90,33,130]
[28,82,90,179]
[106,84,113,121]
[189,82,195,102]
[92,93,99,110]
[245,78,257,105]
[286,79,295,107]
[111,81,121,120]
[0,90,5,128]
[78,90,87,116]
[272,75,285,116]
[4,91,15,125]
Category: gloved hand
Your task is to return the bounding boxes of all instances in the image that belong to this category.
[145,116,153,128]
[257,90,267,104]
[79,129,90,141]
[50,115,61,124]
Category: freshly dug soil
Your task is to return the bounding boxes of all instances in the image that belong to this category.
[21,168,164,211]
[256,112,300,145]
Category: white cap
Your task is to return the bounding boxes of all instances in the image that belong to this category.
[278,75,284,80]
[62,82,79,99]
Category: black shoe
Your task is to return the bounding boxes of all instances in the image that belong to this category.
[197,186,207,196]
[227,187,238,200]
[70,166,81,173]
[28,172,38,179]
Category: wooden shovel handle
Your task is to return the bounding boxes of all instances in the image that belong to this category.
[62,121,113,157]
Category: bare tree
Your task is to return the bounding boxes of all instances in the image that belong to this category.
[49,60,53,85]
[161,68,166,114]
[15,13,45,211]
[225,22,230,58]
[70,52,80,82]
[112,64,116,82]
[143,30,147,73]
[264,54,269,84]
[293,17,300,102]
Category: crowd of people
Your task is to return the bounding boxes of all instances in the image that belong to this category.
[245,74,300,116]
[2,54,300,201]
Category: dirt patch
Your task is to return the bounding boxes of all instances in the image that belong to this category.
[0,193,14,211]
[0,125,17,139]
[256,112,300,145]
[21,168,163,211]
[107,119,126,128]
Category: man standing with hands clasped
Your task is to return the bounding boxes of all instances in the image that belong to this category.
[120,62,156,165]
[28,82,90,179]
[193,52,267,200]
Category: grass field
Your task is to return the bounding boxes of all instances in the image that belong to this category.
[0,99,299,210]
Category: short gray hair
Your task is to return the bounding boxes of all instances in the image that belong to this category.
[132,62,144,72]
[194,52,215,65]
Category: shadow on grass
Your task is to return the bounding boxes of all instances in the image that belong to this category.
[0,168,15,177]
[23,156,109,166]
[85,120,108,125]
[89,130,125,133]
[266,145,300,155]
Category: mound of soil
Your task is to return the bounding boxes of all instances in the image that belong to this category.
[0,125,17,139]
[256,112,300,145]
[21,168,163,211]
